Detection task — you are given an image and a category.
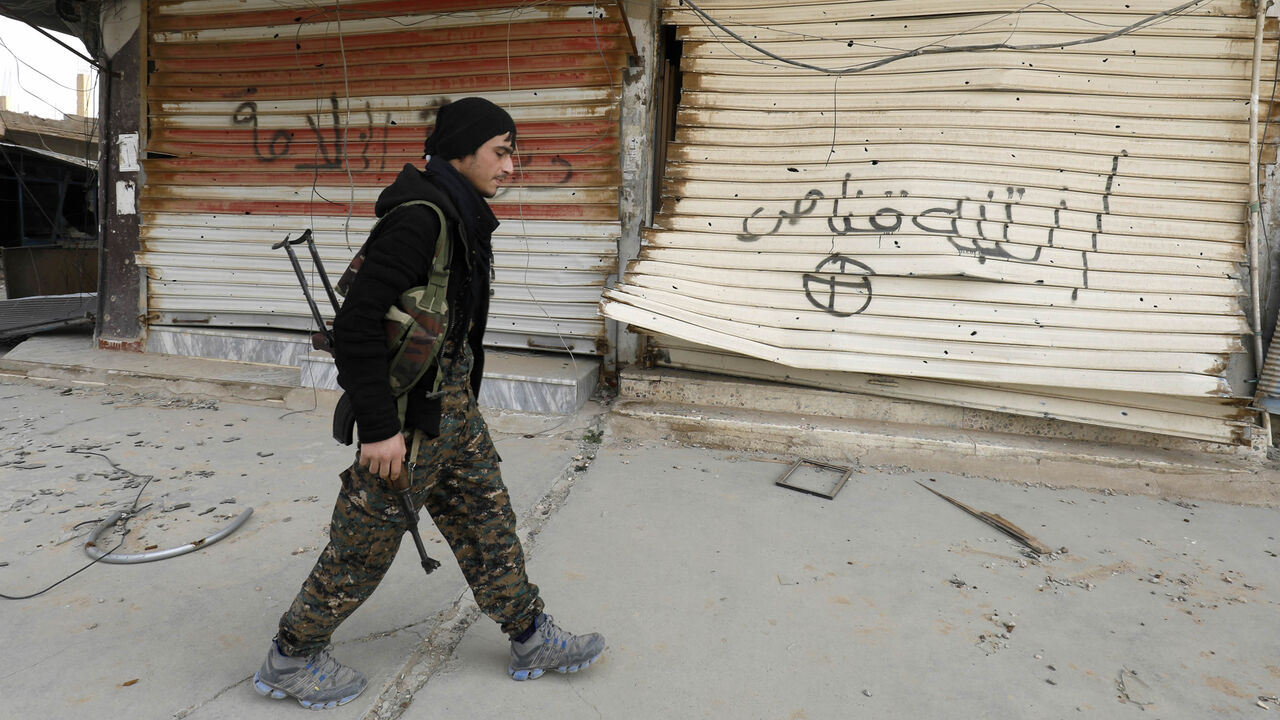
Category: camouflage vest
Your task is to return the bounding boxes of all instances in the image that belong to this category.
[336,200,463,423]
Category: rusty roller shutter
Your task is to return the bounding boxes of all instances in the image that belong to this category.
[602,0,1274,444]
[141,0,629,355]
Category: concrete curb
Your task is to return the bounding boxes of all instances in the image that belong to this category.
[610,400,1280,507]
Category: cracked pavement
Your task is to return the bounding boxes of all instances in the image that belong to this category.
[3,362,1279,719]
[0,375,597,719]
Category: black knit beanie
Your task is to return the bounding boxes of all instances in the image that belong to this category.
[423,97,517,160]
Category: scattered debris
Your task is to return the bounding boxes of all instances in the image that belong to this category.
[121,679,139,687]
[914,481,1054,555]
[975,632,1009,655]
[1042,574,1095,592]
[84,508,254,564]
[776,459,852,500]
[1116,668,1155,707]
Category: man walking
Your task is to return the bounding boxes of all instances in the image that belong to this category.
[253,97,605,710]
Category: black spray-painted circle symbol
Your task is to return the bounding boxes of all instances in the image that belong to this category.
[802,254,875,317]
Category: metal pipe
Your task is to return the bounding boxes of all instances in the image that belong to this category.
[16,152,27,244]
[18,19,104,70]
[84,508,253,564]
[1249,0,1274,440]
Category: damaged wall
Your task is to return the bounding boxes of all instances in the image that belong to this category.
[137,0,632,355]
[604,0,1275,445]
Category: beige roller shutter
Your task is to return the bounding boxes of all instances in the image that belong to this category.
[141,0,630,355]
[603,0,1275,444]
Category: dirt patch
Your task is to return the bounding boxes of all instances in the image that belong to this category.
[1204,676,1250,699]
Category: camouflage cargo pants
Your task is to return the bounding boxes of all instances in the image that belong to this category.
[275,378,543,658]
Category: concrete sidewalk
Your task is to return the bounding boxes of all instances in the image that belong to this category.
[2,334,1279,719]
[406,439,1280,720]
[0,336,602,720]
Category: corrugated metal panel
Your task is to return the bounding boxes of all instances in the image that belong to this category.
[142,0,627,354]
[0,294,97,340]
[651,333,1254,446]
[602,0,1271,442]
[1256,304,1280,414]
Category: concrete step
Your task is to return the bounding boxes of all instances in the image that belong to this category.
[302,348,597,414]
[1,331,309,406]
[0,332,598,415]
[612,368,1280,507]
[620,367,1252,454]
[148,325,598,414]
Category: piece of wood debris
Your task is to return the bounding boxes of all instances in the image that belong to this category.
[914,481,1055,556]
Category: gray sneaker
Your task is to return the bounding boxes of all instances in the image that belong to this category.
[253,640,368,710]
[508,614,605,681]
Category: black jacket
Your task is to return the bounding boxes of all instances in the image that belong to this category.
[332,159,495,443]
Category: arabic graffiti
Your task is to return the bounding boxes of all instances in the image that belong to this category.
[802,255,874,317]
[233,97,581,185]
[232,101,292,162]
[232,94,392,171]
[736,157,1122,316]
[738,179,1066,260]
[552,156,574,184]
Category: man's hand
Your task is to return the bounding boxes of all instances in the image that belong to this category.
[359,433,408,490]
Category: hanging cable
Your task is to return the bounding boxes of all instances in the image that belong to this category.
[334,0,357,252]
[4,16,101,70]
[677,0,1216,76]
[505,0,582,363]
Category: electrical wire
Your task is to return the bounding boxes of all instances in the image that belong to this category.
[334,0,357,252]
[0,450,155,601]
[677,0,1217,76]
[0,36,89,91]
[0,62,97,207]
[295,7,336,399]
[683,1,1090,71]
[0,142,61,231]
[1030,2,1140,29]
[306,0,357,414]
[505,0,584,365]
[0,70,99,248]
[0,28,100,220]
[1256,15,1280,343]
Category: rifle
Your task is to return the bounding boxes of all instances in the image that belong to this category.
[273,228,440,575]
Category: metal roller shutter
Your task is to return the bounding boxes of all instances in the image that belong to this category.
[142,0,629,355]
[603,0,1275,444]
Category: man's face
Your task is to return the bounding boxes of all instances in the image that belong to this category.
[449,133,515,198]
